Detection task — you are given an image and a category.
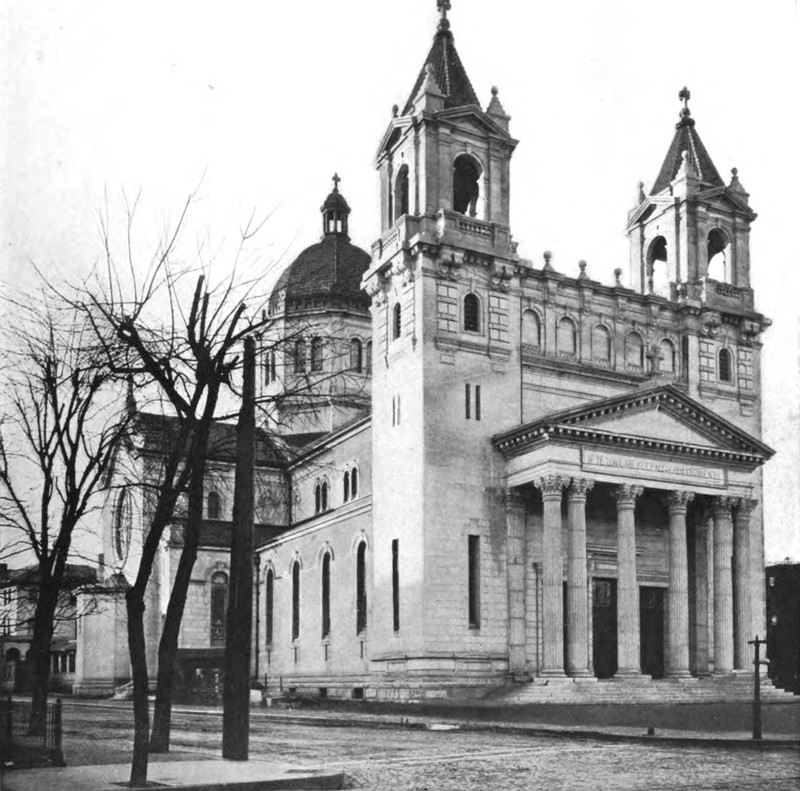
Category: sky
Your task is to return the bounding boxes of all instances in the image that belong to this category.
[1,0,798,562]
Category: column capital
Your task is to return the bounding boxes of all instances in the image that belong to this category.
[614,484,644,507]
[568,478,594,501]
[534,475,568,501]
[667,490,695,514]
[735,498,758,519]
[712,495,737,518]
[504,487,526,513]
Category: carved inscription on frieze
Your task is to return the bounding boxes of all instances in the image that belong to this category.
[581,450,726,488]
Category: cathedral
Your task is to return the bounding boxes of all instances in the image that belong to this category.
[73,3,779,702]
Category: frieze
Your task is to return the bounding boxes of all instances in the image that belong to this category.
[582,449,726,488]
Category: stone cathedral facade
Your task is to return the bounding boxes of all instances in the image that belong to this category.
[73,6,779,701]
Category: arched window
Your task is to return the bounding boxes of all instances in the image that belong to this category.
[646,236,669,296]
[314,482,321,515]
[522,310,541,348]
[681,335,690,382]
[592,325,612,363]
[294,338,307,373]
[356,541,367,634]
[291,561,300,642]
[453,154,481,217]
[718,348,733,382]
[350,467,358,499]
[310,337,323,372]
[320,479,328,512]
[463,293,480,333]
[207,491,221,520]
[626,332,644,369]
[392,302,402,341]
[557,317,577,357]
[210,571,228,647]
[365,340,373,375]
[114,489,132,562]
[394,165,409,221]
[707,228,731,283]
[263,349,271,386]
[270,350,276,383]
[343,471,350,503]
[321,552,331,639]
[350,338,363,372]
[265,568,274,647]
[659,339,676,374]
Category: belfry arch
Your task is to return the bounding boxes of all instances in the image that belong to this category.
[452,154,482,218]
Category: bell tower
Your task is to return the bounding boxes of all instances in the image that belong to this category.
[363,2,523,679]
[626,88,757,305]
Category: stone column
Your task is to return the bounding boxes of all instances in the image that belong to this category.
[505,487,527,678]
[692,512,711,676]
[535,475,567,677]
[733,499,756,671]
[713,496,736,674]
[666,490,694,677]
[566,478,594,677]
[614,484,644,677]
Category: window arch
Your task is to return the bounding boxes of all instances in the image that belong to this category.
[314,482,321,515]
[557,316,577,357]
[265,568,274,647]
[356,541,367,634]
[392,302,402,341]
[343,470,350,503]
[463,293,480,333]
[659,339,676,374]
[207,490,221,520]
[291,561,300,642]
[350,467,358,499]
[310,337,323,372]
[394,164,409,221]
[350,338,363,372]
[718,347,733,382]
[646,236,669,296]
[210,571,228,647]
[321,552,332,639]
[294,338,307,373]
[522,310,541,348]
[320,479,328,512]
[707,228,731,283]
[626,332,644,369]
[365,340,373,375]
[592,324,612,363]
[453,154,481,217]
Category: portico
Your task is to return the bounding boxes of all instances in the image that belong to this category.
[494,385,773,682]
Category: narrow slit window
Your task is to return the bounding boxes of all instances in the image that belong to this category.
[321,553,331,640]
[392,539,400,633]
[475,385,481,421]
[291,561,300,642]
[356,542,367,634]
[465,383,471,420]
[719,348,733,383]
[265,569,274,646]
[468,535,480,628]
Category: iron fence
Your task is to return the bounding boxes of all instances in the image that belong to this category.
[0,696,64,767]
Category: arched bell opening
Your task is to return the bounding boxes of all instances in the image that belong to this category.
[646,236,669,297]
[453,154,482,218]
[706,228,731,284]
[394,165,410,222]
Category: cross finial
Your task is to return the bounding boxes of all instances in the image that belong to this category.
[437,0,451,30]
[679,86,691,110]
[332,173,341,192]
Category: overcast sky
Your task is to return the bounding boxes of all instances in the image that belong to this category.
[1,0,798,561]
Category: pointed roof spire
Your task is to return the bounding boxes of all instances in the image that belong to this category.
[402,1,480,115]
[650,87,724,195]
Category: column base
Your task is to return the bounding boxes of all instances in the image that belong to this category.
[566,669,594,679]
[612,670,649,680]
[665,669,694,680]
[539,668,567,679]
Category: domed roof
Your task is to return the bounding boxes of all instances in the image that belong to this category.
[269,175,371,314]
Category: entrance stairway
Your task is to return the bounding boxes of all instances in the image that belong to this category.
[492,675,799,705]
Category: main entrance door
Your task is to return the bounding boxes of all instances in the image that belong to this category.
[640,587,665,678]
[592,578,617,678]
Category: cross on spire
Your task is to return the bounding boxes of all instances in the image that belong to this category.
[677,86,694,127]
[332,172,341,192]
[679,86,691,112]
[438,0,451,20]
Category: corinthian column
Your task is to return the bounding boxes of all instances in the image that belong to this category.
[733,499,756,671]
[535,475,567,677]
[505,487,527,677]
[713,496,736,674]
[666,490,694,677]
[566,478,593,677]
[614,484,644,677]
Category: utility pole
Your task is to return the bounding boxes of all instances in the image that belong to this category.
[748,634,767,741]
[223,336,256,760]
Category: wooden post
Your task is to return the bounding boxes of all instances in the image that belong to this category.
[748,634,767,741]
[222,336,256,760]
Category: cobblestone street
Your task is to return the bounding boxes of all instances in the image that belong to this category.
[56,703,800,791]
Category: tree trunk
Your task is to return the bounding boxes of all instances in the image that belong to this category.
[126,589,150,787]
[149,441,208,753]
[28,586,58,735]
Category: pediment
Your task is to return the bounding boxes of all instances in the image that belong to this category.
[436,106,515,140]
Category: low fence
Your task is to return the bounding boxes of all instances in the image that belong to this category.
[0,696,64,767]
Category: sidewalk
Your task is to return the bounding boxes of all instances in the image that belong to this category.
[2,759,344,791]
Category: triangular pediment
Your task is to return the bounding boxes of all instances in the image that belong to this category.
[494,384,774,464]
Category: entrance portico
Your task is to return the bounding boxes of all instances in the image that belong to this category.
[494,385,773,683]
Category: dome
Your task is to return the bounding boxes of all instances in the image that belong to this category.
[269,174,371,314]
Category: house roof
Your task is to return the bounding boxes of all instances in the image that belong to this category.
[0,564,98,589]
[168,520,288,550]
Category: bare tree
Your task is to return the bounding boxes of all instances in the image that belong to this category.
[0,290,132,732]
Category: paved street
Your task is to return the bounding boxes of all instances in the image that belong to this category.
[51,702,800,790]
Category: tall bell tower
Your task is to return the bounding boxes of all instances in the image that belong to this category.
[363,2,523,681]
